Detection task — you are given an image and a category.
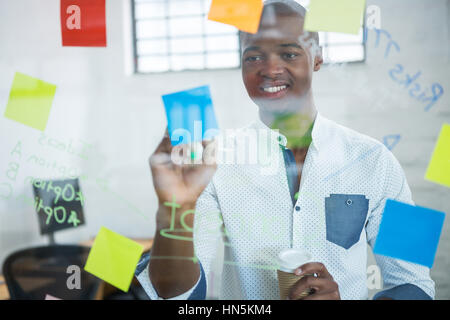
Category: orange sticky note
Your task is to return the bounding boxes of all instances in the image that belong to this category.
[208,0,264,34]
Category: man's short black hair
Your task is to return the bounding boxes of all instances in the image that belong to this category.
[239,0,320,55]
[263,0,307,17]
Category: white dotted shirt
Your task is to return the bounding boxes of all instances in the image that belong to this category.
[137,112,435,300]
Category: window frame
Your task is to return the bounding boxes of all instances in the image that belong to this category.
[131,0,366,74]
[318,23,368,66]
[131,0,242,74]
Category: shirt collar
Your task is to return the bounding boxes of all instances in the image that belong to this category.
[253,112,327,151]
[311,112,326,151]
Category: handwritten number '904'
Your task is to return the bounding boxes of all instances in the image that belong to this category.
[37,198,80,227]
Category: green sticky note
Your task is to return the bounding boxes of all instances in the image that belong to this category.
[425,124,450,188]
[304,0,366,34]
[84,226,144,292]
[4,72,57,131]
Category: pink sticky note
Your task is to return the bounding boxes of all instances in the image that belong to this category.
[45,294,62,300]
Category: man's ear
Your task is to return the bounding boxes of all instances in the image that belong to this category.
[313,46,324,72]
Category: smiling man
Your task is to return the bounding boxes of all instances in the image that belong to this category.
[137,0,435,300]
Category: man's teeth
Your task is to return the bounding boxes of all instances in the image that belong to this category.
[263,85,287,93]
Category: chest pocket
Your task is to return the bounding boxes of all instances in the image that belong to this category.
[325,194,369,249]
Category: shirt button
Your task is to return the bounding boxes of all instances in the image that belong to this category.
[295,206,301,211]
[346,199,353,206]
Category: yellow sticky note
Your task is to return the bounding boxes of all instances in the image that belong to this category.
[425,124,450,188]
[84,227,144,292]
[304,0,366,34]
[4,72,56,131]
[208,0,263,34]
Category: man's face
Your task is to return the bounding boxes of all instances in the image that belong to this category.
[241,13,321,113]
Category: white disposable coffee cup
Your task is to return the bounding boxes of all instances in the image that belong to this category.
[277,248,313,300]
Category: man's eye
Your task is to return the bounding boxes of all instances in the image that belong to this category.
[245,56,262,62]
[283,53,299,59]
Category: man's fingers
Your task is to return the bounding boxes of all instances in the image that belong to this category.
[150,130,218,194]
[295,262,332,279]
[288,276,332,300]
[202,139,218,165]
[149,137,175,175]
[153,129,173,156]
[301,290,340,300]
[149,153,172,169]
[149,129,175,178]
[168,139,218,167]
[153,140,218,174]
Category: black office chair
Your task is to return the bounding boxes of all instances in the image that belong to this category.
[2,245,101,300]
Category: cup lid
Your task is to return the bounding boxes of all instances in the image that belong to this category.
[277,248,312,273]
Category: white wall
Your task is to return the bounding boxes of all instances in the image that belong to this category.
[0,0,449,299]
[316,0,450,299]
[0,0,258,269]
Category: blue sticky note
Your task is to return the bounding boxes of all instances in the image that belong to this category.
[162,85,219,146]
[373,199,445,268]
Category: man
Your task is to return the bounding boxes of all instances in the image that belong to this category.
[137,0,434,300]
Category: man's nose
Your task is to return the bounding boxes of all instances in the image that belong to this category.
[260,56,285,78]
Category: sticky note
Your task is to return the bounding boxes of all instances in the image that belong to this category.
[4,72,56,131]
[162,85,219,146]
[208,0,264,34]
[84,227,144,292]
[304,0,366,35]
[373,199,445,268]
[60,0,107,47]
[45,294,62,300]
[425,124,450,188]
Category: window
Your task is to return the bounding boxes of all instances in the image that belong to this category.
[131,0,365,74]
[132,0,241,73]
[319,30,365,64]
[297,0,365,64]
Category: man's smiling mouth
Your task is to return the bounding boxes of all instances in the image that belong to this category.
[259,83,290,98]
[262,85,288,93]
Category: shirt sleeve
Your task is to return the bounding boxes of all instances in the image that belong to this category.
[192,180,225,298]
[135,181,224,300]
[135,252,204,300]
[365,147,435,300]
